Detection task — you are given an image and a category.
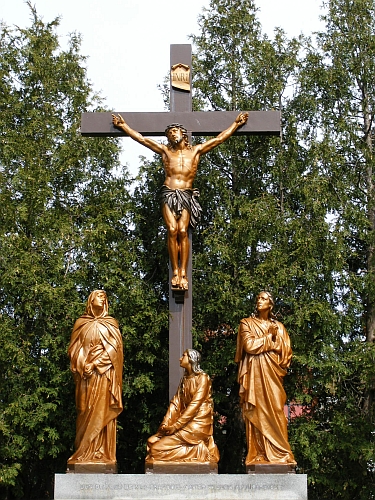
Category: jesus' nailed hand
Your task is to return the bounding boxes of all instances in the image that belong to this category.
[112,111,249,291]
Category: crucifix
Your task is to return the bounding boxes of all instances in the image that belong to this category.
[81,44,280,400]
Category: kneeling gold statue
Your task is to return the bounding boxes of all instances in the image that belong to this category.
[146,349,219,464]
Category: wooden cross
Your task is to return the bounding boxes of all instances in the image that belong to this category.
[81,44,280,399]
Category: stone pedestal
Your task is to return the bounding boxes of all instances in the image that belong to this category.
[66,463,117,474]
[246,463,296,474]
[54,473,308,500]
[145,461,218,474]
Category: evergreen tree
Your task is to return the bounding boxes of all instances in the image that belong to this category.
[188,1,375,496]
[287,1,375,497]
[0,5,167,498]
[190,0,306,473]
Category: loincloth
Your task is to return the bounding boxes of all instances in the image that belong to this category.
[160,185,202,230]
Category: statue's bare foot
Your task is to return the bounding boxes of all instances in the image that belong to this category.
[180,275,189,290]
[171,272,180,288]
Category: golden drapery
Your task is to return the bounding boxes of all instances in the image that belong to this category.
[235,316,296,465]
[67,303,123,464]
[146,372,219,463]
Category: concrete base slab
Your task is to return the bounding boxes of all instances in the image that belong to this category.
[54,473,308,500]
[145,461,218,474]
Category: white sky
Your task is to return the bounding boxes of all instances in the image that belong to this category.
[1,0,325,175]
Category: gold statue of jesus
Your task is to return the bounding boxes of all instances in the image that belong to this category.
[112,112,248,290]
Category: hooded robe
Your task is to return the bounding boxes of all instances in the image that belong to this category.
[67,291,123,464]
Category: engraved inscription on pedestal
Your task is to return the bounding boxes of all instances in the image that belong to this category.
[55,473,308,500]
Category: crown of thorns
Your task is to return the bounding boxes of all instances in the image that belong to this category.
[165,123,188,136]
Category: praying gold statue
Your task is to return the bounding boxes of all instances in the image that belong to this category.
[67,290,123,467]
[112,112,248,291]
[235,291,296,466]
[146,349,219,463]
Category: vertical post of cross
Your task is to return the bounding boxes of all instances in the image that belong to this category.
[168,44,193,399]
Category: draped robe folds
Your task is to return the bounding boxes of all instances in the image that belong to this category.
[235,316,296,465]
[67,314,123,464]
[160,185,202,230]
[146,372,219,463]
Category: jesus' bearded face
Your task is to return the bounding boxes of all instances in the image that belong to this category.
[167,127,183,145]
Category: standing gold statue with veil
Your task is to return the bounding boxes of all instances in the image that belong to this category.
[67,290,123,470]
[235,291,296,468]
[146,349,219,465]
